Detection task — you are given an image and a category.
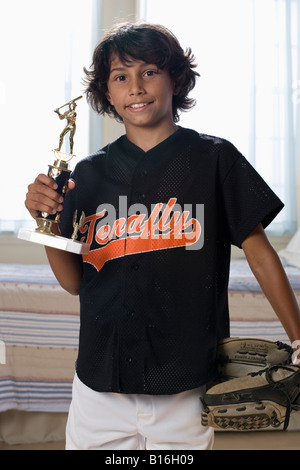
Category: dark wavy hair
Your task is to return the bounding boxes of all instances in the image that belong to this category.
[83,22,200,123]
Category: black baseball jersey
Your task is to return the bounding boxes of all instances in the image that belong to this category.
[59,126,284,395]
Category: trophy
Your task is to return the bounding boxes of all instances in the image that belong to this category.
[18,96,90,255]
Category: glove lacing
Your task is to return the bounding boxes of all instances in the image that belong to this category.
[250,365,299,430]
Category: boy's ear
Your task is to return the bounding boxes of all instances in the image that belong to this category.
[172,82,179,96]
[105,91,113,105]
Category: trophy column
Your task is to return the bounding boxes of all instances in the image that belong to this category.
[18,96,90,255]
[36,151,72,235]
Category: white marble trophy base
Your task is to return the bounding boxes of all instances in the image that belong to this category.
[18,227,90,255]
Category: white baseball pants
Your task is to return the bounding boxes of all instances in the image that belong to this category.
[65,373,214,450]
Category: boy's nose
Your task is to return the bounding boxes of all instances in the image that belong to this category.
[129,78,145,95]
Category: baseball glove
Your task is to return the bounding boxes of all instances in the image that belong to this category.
[217,337,293,381]
[201,364,300,431]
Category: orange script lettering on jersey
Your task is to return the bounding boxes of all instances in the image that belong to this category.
[79,198,203,271]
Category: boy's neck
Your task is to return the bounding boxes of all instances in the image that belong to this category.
[125,122,179,152]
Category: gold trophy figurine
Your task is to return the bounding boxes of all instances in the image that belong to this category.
[55,99,78,155]
[18,97,90,255]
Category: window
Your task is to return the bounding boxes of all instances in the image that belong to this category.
[2,0,299,236]
[0,0,99,232]
[140,0,300,235]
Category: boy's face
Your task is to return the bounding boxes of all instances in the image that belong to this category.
[106,56,176,134]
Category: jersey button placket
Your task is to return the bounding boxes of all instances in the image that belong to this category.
[120,258,144,391]
[120,162,149,391]
[128,310,135,319]
[138,163,149,203]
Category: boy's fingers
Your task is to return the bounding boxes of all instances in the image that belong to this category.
[27,183,63,206]
[26,191,63,212]
[25,174,64,219]
[25,174,75,220]
[25,193,62,219]
[35,173,58,190]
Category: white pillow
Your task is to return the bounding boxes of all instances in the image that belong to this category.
[278,229,300,269]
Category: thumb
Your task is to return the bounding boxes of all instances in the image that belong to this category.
[64,178,75,197]
[68,178,76,190]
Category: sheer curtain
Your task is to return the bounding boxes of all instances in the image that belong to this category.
[1,0,299,235]
[0,0,101,233]
[140,0,299,235]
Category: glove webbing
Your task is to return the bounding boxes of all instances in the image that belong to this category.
[252,365,295,431]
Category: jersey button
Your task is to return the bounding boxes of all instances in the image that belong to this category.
[131,263,139,271]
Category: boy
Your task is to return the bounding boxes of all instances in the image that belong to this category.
[25,23,300,450]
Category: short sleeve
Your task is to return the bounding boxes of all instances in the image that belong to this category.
[220,144,284,248]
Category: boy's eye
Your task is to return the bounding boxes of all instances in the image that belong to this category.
[144,70,158,77]
[115,75,126,81]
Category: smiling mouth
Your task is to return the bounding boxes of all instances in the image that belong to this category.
[127,102,153,109]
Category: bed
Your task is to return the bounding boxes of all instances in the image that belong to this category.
[0,247,300,443]
[0,264,79,414]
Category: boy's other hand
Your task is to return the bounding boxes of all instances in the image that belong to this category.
[25,173,75,220]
